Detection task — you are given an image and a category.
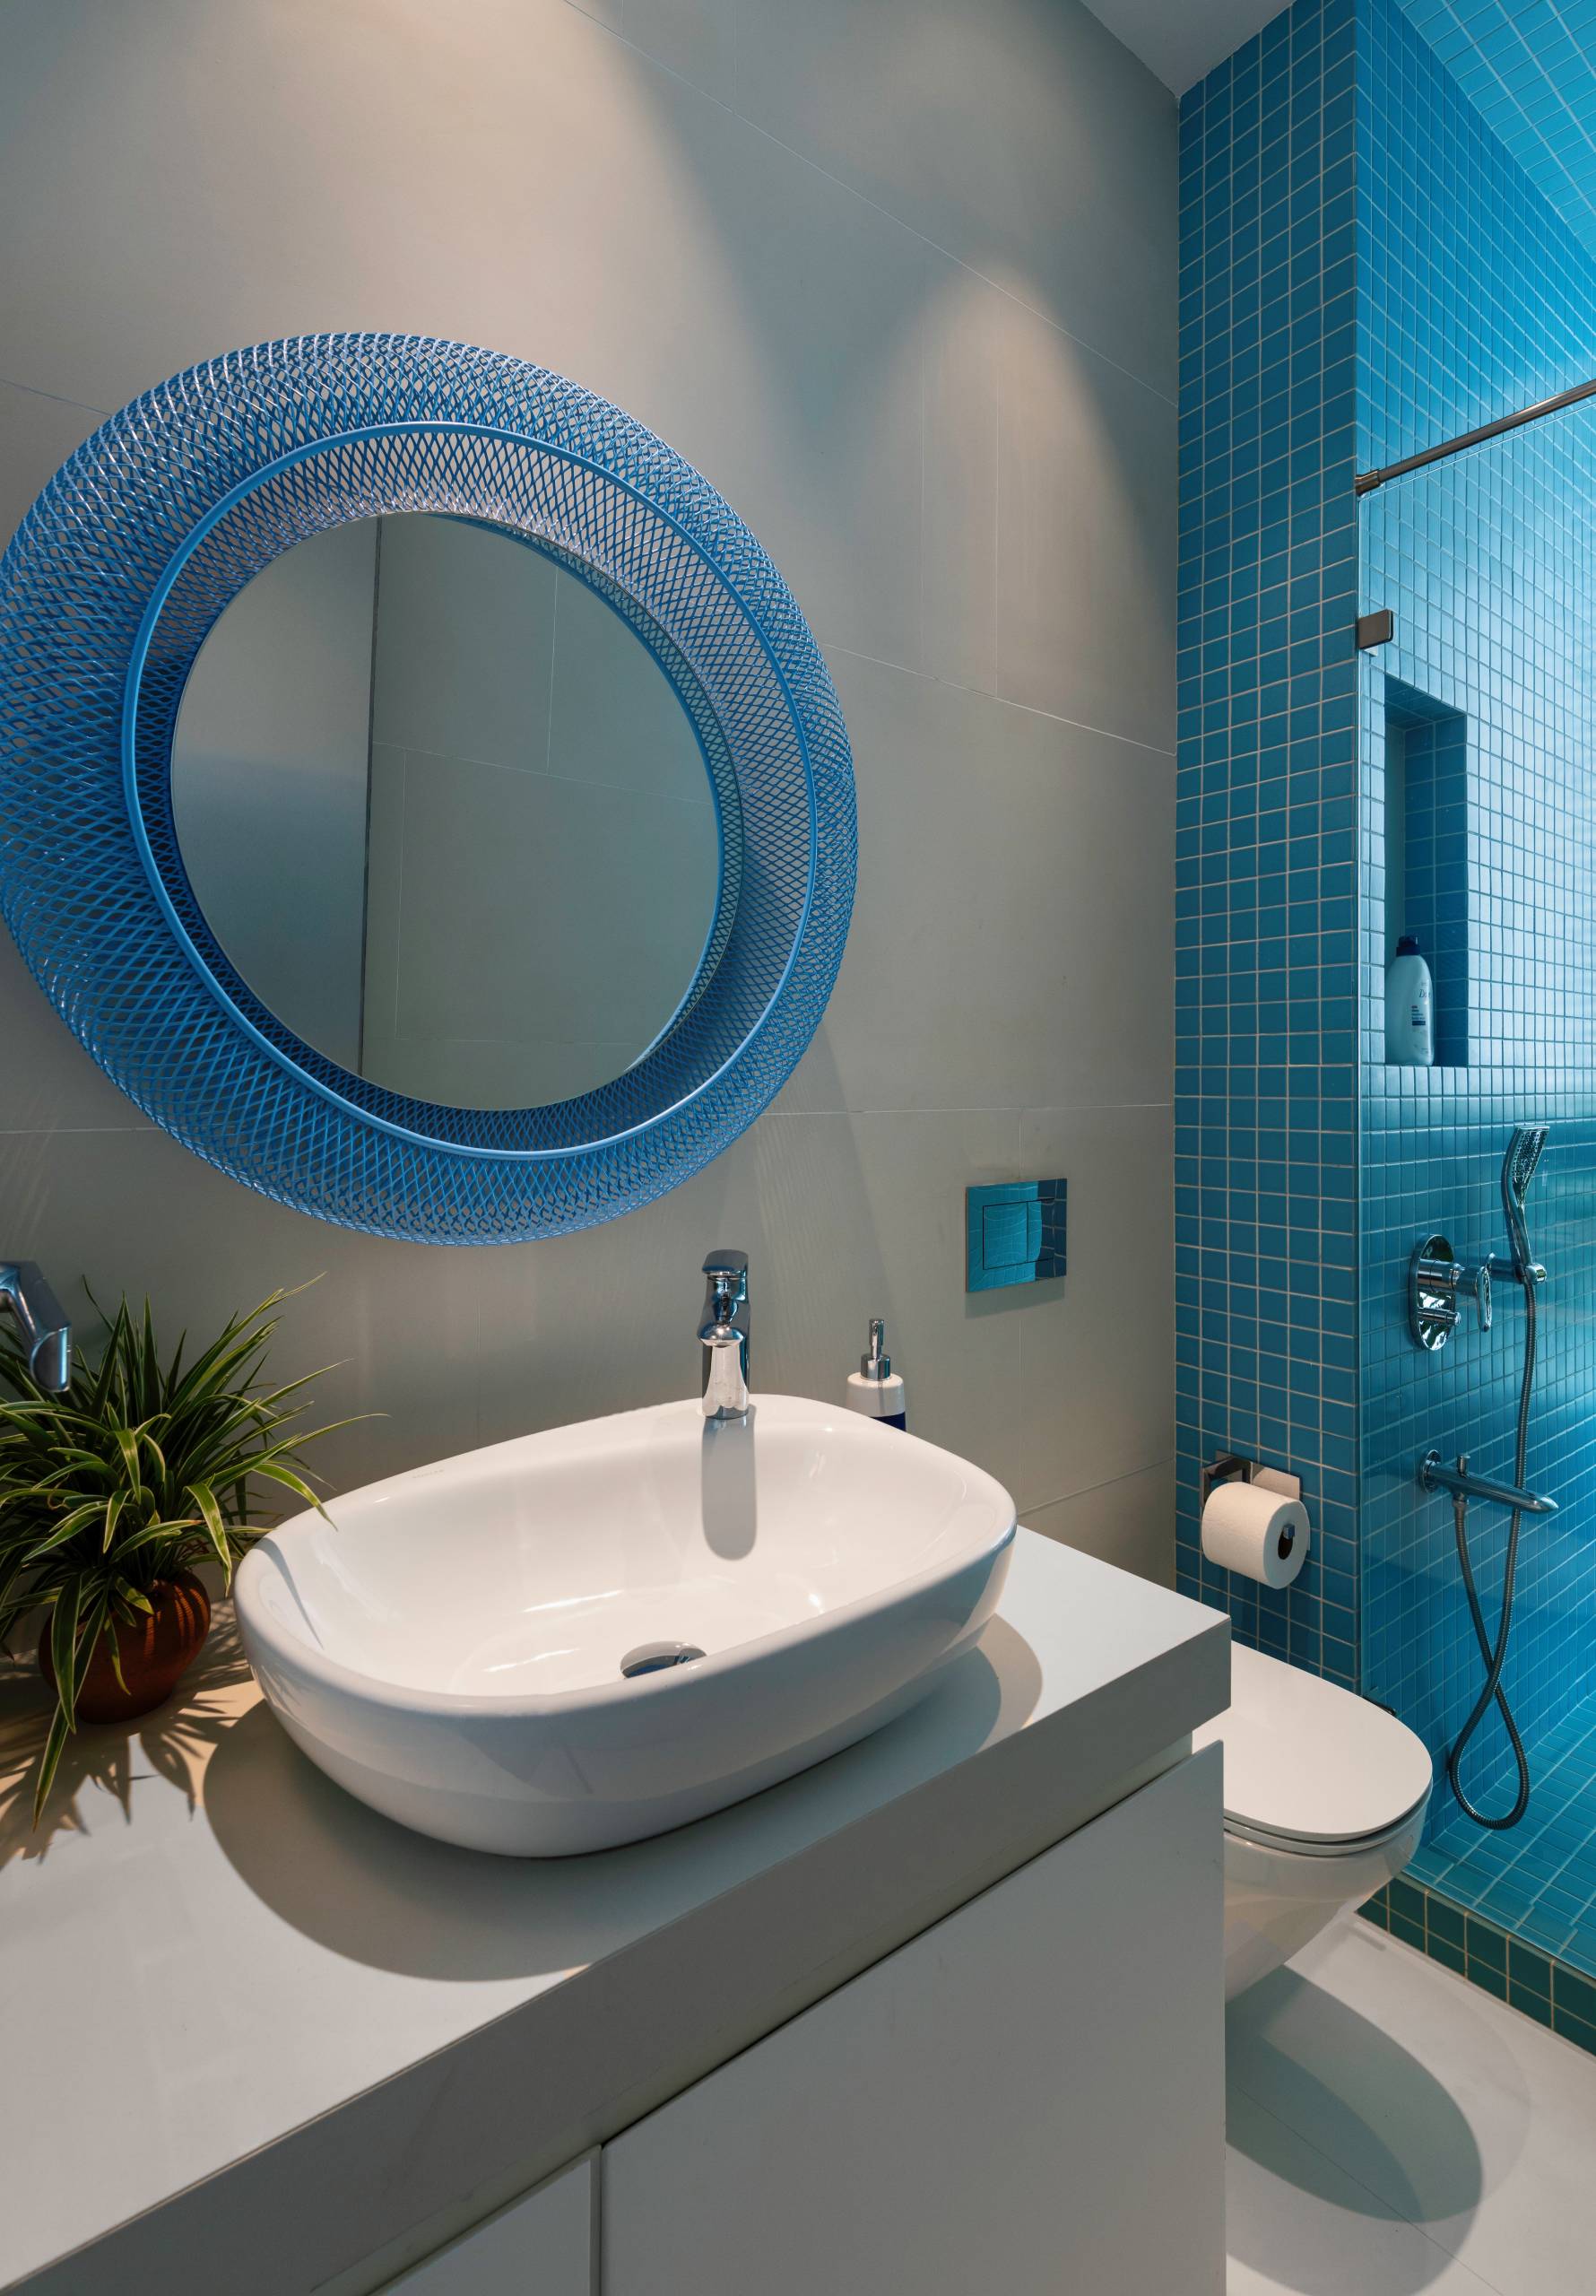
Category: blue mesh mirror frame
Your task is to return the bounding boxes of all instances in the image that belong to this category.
[0,336,855,1243]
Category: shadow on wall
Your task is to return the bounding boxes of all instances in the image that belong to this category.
[584,11,1174,728]
[1226,1961,1492,2291]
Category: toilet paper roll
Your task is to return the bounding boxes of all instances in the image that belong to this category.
[1201,1478,1309,1588]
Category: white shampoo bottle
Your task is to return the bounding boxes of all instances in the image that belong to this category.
[1385,934,1435,1065]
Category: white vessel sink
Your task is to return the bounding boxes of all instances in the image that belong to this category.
[234,1396,1016,1857]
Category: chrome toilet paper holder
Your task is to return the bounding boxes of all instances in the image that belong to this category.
[1201,1452,1303,1511]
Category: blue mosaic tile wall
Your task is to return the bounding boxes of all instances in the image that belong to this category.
[1364,9,1596,469]
[1179,0,1596,1820]
[1357,0,1596,1832]
[1175,0,1362,1685]
[1400,2,1596,266]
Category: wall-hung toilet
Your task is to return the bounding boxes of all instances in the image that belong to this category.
[1195,1643,1434,1999]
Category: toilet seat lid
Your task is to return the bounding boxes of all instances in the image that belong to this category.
[1193,1643,1434,1847]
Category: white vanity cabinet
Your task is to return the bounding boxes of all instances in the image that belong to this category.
[379,2159,593,2294]
[2,1533,1229,2296]
[601,1752,1223,2296]
[370,1754,1221,2296]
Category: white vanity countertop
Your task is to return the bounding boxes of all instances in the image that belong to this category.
[0,1528,1227,2296]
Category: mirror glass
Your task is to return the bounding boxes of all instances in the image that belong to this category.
[170,515,722,1109]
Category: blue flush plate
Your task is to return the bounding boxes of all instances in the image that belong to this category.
[966,1179,1067,1292]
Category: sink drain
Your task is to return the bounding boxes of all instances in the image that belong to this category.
[620,1641,706,1679]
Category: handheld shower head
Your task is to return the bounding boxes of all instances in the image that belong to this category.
[1505,1124,1548,1205]
[1502,1124,1548,1277]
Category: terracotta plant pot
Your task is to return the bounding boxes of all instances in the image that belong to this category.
[39,1571,213,1724]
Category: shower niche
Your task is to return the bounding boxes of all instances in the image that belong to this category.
[1383,677,1469,1067]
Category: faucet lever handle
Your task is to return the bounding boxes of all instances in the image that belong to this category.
[701,1248,749,1318]
[701,1247,748,1282]
[698,1249,750,1416]
[1454,1258,1492,1331]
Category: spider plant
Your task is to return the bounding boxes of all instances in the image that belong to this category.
[0,1283,353,1815]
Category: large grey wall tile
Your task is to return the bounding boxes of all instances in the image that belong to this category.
[0,940,152,1137]
[391,749,714,1066]
[920,272,1001,697]
[473,1106,1025,1481]
[359,745,408,1065]
[547,572,711,804]
[566,0,626,35]
[0,378,102,540]
[1025,1462,1175,1587]
[616,0,738,108]
[785,653,1174,1114]
[372,516,555,773]
[603,87,937,674]
[174,520,377,1073]
[994,293,1175,752]
[728,0,1177,393]
[0,1,934,676]
[0,1128,481,1492]
[1003,1100,1174,1513]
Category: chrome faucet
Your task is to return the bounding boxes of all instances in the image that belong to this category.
[0,1261,72,1394]
[698,1248,750,1420]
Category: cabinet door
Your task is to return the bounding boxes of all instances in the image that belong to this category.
[380,2154,593,2294]
[603,1752,1222,2296]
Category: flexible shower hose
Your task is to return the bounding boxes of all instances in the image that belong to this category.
[1445,1272,1537,1830]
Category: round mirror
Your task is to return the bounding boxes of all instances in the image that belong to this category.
[0,335,854,1242]
[170,513,722,1109]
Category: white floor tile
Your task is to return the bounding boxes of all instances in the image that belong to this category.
[1226,1912,1596,2296]
[1227,2086,1500,2294]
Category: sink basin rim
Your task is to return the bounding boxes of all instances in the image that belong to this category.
[236,1395,1018,1722]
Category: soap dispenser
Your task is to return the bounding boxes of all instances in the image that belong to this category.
[846,1318,906,1430]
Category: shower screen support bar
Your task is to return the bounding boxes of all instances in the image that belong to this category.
[1355,374,1596,495]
